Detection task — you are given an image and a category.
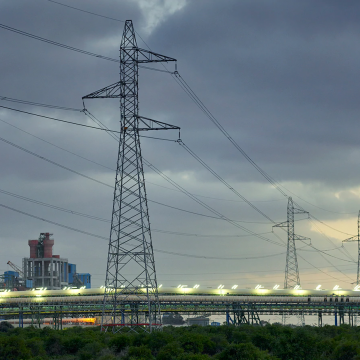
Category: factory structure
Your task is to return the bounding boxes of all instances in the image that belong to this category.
[1,233,91,290]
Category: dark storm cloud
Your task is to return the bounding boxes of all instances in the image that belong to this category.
[0,0,359,289]
[145,0,360,186]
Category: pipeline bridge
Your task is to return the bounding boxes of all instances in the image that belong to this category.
[1,287,360,328]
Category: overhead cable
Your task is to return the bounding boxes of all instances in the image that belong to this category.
[0,95,81,111]
[0,23,173,73]
[0,202,283,261]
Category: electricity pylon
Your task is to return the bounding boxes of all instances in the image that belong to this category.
[342,210,360,285]
[273,197,310,325]
[82,20,178,333]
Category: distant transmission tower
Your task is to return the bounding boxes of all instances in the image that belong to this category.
[342,210,360,285]
[274,197,309,288]
[83,20,178,333]
[274,197,309,326]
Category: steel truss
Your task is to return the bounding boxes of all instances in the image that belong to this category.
[274,197,309,326]
[82,20,178,333]
[4,296,360,329]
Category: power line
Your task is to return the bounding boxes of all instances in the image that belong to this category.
[0,134,273,224]
[0,95,81,111]
[0,105,121,133]
[0,187,273,238]
[0,202,282,261]
[45,0,125,22]
[172,71,358,224]
[83,108,284,244]
[1,105,178,142]
[149,198,271,224]
[179,140,280,224]
[0,117,114,172]
[0,23,174,74]
[0,16,351,276]
[1,105,283,204]
[179,139,356,269]
[1,19,347,222]
[0,23,119,63]
[0,135,113,188]
[310,214,355,236]
[84,104,357,271]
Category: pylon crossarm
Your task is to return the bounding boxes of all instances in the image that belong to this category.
[293,208,309,215]
[343,236,357,243]
[136,48,176,63]
[137,116,180,132]
[294,235,311,242]
[273,221,287,229]
[82,81,121,99]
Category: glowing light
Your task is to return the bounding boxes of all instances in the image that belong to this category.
[180,285,188,289]
[255,285,263,290]
[177,285,181,288]
[333,285,341,290]
[294,285,301,290]
[273,285,280,290]
[231,285,238,289]
[316,285,322,290]
[218,285,224,289]
[354,285,360,291]
[158,284,163,288]
[193,284,200,289]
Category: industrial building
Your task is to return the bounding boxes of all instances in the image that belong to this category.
[1,233,91,290]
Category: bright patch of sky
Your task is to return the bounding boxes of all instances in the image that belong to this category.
[135,0,187,34]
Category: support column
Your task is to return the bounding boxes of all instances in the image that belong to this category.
[42,260,45,288]
[318,312,322,327]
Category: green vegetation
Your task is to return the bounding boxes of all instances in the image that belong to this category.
[2,321,360,359]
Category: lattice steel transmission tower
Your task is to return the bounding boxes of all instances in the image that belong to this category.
[82,20,178,333]
[274,197,309,289]
[342,210,360,285]
[273,197,309,326]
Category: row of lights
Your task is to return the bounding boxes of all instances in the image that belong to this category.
[175,284,358,291]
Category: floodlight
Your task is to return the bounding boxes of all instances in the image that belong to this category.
[218,284,224,289]
[333,285,341,290]
[231,285,238,289]
[255,284,263,290]
[158,284,163,288]
[273,285,280,290]
[294,285,301,290]
[354,285,360,291]
[316,285,322,290]
[177,285,181,288]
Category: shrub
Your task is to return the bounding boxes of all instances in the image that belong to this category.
[0,335,32,360]
[127,345,154,360]
[0,321,14,332]
[156,341,184,360]
[108,334,131,352]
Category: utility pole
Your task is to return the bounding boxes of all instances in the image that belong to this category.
[83,20,178,333]
[274,197,309,325]
[342,210,360,285]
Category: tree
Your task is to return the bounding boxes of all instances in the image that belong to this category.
[216,342,277,360]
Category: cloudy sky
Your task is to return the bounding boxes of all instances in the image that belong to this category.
[1,0,360,291]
